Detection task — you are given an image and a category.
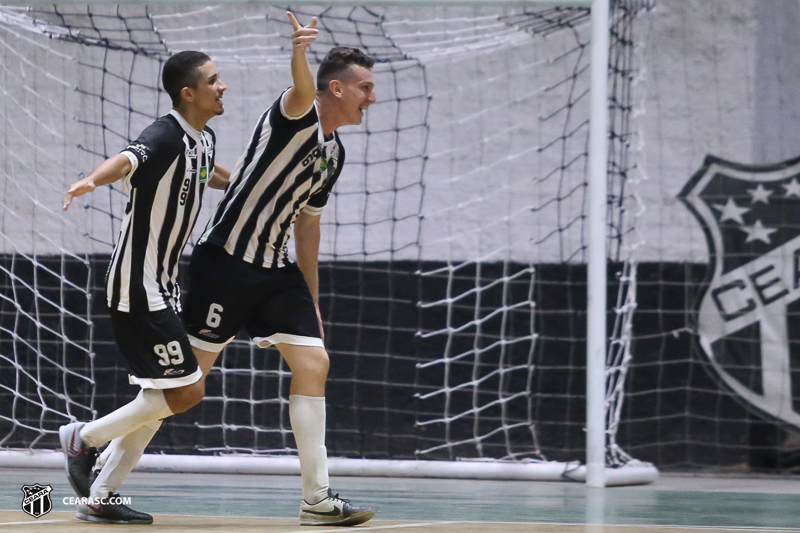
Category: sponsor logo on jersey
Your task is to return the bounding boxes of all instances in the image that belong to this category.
[679,154,800,429]
[302,145,323,168]
[198,329,219,339]
[126,143,149,162]
[164,368,185,376]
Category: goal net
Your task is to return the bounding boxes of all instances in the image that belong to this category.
[0,2,655,482]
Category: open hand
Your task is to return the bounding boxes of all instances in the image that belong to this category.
[63,178,96,210]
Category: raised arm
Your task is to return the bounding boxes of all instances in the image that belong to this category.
[283,11,319,118]
[63,153,132,210]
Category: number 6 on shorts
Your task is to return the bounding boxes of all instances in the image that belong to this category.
[206,303,223,328]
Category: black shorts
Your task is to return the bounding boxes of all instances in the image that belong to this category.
[108,307,201,389]
[183,243,323,353]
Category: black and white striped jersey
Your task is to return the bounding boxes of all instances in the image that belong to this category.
[107,110,215,313]
[200,90,344,268]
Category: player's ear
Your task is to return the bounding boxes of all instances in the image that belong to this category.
[328,79,342,98]
[180,86,194,104]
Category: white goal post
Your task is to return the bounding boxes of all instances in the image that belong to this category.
[586,0,611,488]
[0,0,657,486]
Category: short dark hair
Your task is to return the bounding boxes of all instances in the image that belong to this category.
[162,51,211,107]
[316,47,375,92]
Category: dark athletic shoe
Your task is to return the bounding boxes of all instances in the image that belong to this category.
[76,492,153,524]
[59,422,97,498]
[299,488,375,527]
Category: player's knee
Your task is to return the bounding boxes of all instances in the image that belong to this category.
[292,349,329,381]
[187,380,206,409]
[308,349,329,378]
[165,380,205,413]
[281,346,330,384]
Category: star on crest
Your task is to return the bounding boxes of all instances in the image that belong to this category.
[747,184,772,204]
[739,219,778,244]
[783,178,800,198]
[711,197,749,224]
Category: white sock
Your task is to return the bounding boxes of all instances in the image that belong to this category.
[289,394,329,504]
[90,419,162,499]
[80,389,172,448]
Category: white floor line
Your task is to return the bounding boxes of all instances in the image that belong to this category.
[281,522,458,533]
[476,522,800,532]
[607,523,800,532]
[0,519,67,526]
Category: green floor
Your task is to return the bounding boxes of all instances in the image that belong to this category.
[2,468,800,529]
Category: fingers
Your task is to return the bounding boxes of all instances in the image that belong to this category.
[63,183,79,210]
[287,11,300,31]
[63,180,94,210]
[287,11,317,30]
[315,307,325,343]
[287,12,319,50]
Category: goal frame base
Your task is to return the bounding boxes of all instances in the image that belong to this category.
[0,449,657,486]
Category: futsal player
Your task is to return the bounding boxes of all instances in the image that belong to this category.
[59,50,230,524]
[181,12,376,526]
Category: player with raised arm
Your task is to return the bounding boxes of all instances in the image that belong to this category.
[182,12,376,527]
[59,51,230,525]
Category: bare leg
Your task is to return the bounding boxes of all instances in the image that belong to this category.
[277,344,330,504]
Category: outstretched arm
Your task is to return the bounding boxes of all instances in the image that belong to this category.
[283,11,319,118]
[63,153,132,210]
[208,163,231,190]
[294,211,324,341]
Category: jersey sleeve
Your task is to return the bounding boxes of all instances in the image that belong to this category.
[279,88,316,120]
[270,89,318,133]
[302,139,346,216]
[120,120,183,188]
